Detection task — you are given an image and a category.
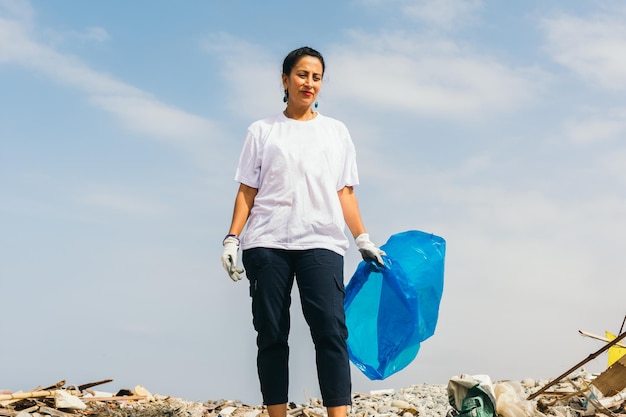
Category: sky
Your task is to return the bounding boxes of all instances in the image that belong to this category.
[1,0,625,406]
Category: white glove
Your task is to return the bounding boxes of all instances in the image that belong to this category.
[221,235,244,282]
[355,233,386,266]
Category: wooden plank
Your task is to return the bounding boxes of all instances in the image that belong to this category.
[0,382,64,408]
[41,381,65,391]
[77,379,113,391]
[81,395,147,402]
[579,330,626,348]
[38,406,76,417]
[0,390,55,401]
[19,406,39,414]
[592,353,626,396]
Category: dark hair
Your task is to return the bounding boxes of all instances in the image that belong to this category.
[282,46,325,76]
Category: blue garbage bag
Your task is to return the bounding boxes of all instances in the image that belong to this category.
[344,230,446,380]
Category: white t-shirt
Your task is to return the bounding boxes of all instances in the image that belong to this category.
[235,112,359,255]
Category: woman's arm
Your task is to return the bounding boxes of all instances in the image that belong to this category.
[337,186,366,238]
[228,183,258,236]
[338,185,386,265]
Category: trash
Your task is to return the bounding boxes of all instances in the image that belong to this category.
[528,330,626,400]
[345,230,446,380]
[1,373,624,417]
[578,329,626,367]
[0,379,150,417]
[606,331,626,366]
[447,374,497,417]
[520,326,626,417]
[493,381,538,417]
[591,352,626,396]
[598,389,626,409]
[134,384,156,402]
[54,389,86,410]
[2,324,624,417]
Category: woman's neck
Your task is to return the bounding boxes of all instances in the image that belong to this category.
[284,105,316,121]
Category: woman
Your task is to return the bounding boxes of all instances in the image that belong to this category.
[221,46,385,417]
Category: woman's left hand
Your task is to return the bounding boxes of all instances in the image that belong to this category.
[355,233,386,266]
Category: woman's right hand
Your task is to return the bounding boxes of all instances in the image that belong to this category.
[221,235,244,282]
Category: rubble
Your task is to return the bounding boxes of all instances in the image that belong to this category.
[525,369,625,417]
[2,326,624,417]
[0,372,624,417]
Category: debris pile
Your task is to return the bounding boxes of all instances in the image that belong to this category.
[1,371,624,417]
[510,369,625,417]
[0,379,207,417]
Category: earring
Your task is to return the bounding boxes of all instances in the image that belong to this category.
[314,101,318,108]
[283,90,288,103]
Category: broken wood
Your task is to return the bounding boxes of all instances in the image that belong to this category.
[0,390,56,401]
[579,330,626,348]
[592,353,626,396]
[80,395,147,402]
[38,406,77,417]
[77,379,113,392]
[19,406,39,414]
[40,381,66,391]
[527,330,626,400]
[287,406,305,415]
[0,380,114,403]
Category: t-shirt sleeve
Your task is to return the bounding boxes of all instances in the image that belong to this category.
[337,126,360,190]
[234,128,261,188]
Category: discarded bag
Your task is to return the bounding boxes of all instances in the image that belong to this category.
[345,230,446,380]
[448,375,496,417]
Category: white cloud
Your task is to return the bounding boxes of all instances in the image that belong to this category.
[403,0,483,29]
[0,0,34,22]
[562,111,626,146]
[202,27,542,123]
[43,25,111,47]
[373,163,626,282]
[598,148,626,186]
[202,33,285,120]
[326,32,543,120]
[0,11,132,92]
[542,9,626,90]
[353,0,482,29]
[91,95,214,140]
[0,9,216,144]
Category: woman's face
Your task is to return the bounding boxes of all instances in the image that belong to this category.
[282,55,323,109]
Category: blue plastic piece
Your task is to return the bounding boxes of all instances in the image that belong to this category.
[344,230,446,380]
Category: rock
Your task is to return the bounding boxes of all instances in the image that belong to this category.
[391,400,411,409]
